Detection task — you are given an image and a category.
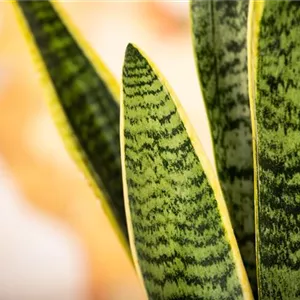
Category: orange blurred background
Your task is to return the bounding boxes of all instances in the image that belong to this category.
[0,2,212,299]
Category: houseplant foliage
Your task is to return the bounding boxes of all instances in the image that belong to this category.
[13,0,300,299]
[249,2,300,299]
[121,43,251,299]
[12,0,130,257]
[191,0,256,294]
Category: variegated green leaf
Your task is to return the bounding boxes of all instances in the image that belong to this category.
[191,0,256,292]
[121,43,253,299]
[249,1,300,299]
[13,1,130,254]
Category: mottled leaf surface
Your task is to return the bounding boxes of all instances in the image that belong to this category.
[191,0,256,292]
[14,1,129,250]
[249,1,300,299]
[121,43,252,300]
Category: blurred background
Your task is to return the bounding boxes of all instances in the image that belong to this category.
[0,1,213,299]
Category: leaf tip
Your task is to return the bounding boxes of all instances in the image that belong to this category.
[124,43,143,65]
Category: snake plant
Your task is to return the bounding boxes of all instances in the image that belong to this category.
[13,0,300,299]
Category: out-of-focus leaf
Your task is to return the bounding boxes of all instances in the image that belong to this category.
[121,43,253,300]
[12,0,130,254]
[249,1,300,298]
[190,0,256,293]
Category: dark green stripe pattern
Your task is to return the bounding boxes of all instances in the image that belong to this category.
[17,1,128,243]
[255,1,300,299]
[122,44,244,299]
[191,0,256,293]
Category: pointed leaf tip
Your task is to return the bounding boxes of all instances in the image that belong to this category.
[124,43,143,66]
[121,44,253,300]
[125,43,136,55]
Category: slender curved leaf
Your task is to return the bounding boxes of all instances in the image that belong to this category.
[121,43,253,299]
[12,0,130,254]
[191,0,256,292]
[249,1,300,298]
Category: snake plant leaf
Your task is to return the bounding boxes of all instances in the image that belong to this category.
[249,1,300,299]
[191,0,256,292]
[12,1,130,254]
[121,43,253,299]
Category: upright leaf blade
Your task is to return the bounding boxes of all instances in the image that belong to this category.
[13,1,129,253]
[191,0,256,292]
[249,1,300,298]
[121,43,253,299]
